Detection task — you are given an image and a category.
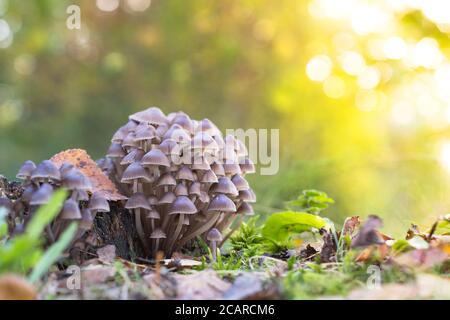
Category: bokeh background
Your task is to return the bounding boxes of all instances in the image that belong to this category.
[1,0,450,236]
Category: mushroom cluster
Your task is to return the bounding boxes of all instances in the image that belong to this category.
[101,107,256,257]
[7,159,110,243]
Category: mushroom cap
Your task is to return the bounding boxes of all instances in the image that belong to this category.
[206,228,223,242]
[157,173,177,187]
[197,118,218,135]
[141,149,170,167]
[120,149,145,165]
[167,127,192,144]
[207,194,236,212]
[59,162,75,177]
[121,162,151,183]
[223,163,242,176]
[121,133,140,149]
[75,190,90,202]
[59,199,82,220]
[191,132,218,150]
[125,192,151,210]
[146,209,160,219]
[31,160,61,182]
[21,185,37,203]
[231,174,250,191]
[123,120,138,132]
[107,143,126,158]
[172,112,194,133]
[175,166,194,181]
[239,158,256,174]
[157,192,176,205]
[111,127,127,143]
[88,192,110,212]
[191,157,211,171]
[168,196,197,215]
[150,228,166,239]
[174,183,189,196]
[79,209,94,230]
[155,123,169,137]
[158,138,179,155]
[62,170,92,191]
[224,135,238,150]
[236,202,254,215]
[129,107,167,125]
[16,160,36,180]
[238,189,256,203]
[211,177,239,196]
[29,183,53,206]
[189,182,201,196]
[134,125,156,141]
[210,163,225,176]
[200,169,218,184]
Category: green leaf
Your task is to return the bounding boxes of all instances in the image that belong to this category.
[433,219,450,236]
[287,189,334,214]
[26,189,67,240]
[391,239,410,254]
[0,207,8,239]
[262,211,327,243]
[28,222,77,283]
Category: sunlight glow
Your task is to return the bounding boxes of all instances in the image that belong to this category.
[383,36,407,60]
[339,51,366,75]
[96,0,120,12]
[306,55,332,82]
[357,67,381,89]
[438,141,450,173]
[323,76,347,99]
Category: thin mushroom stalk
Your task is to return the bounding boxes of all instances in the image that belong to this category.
[133,180,149,253]
[175,212,220,251]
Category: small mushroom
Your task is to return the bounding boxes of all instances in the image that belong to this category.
[31,160,61,184]
[29,183,54,206]
[59,199,82,220]
[207,228,222,262]
[150,228,166,256]
[16,160,36,181]
[88,192,110,218]
[165,196,197,255]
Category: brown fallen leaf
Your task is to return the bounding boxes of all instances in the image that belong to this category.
[343,216,361,237]
[0,274,36,300]
[355,244,389,263]
[173,270,231,299]
[50,149,127,201]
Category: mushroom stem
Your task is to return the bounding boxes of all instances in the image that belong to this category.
[210,240,217,262]
[220,215,244,247]
[133,180,149,254]
[175,212,220,250]
[154,239,161,257]
[215,213,236,232]
[165,214,184,256]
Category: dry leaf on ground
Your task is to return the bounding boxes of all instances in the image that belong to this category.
[173,270,231,299]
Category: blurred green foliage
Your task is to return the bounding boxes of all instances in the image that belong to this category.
[0,190,77,282]
[1,0,450,236]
